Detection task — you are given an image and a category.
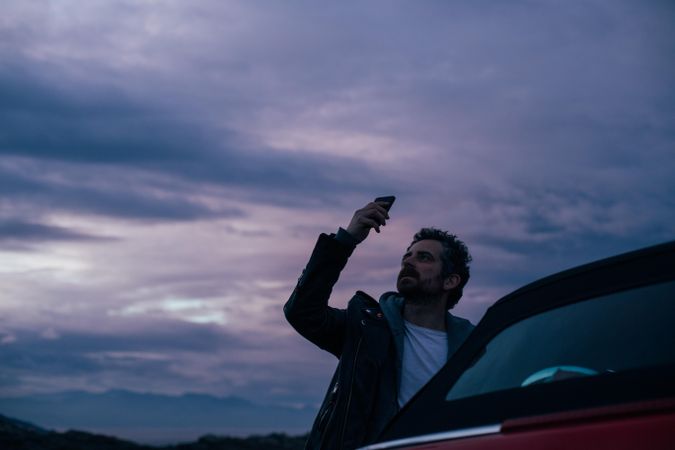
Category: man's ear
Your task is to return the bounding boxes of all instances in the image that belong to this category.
[443,274,461,291]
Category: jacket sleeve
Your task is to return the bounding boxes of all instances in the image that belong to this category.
[284,233,356,358]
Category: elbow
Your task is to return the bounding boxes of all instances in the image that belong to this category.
[283,292,300,325]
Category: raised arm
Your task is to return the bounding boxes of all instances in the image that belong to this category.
[283,201,390,357]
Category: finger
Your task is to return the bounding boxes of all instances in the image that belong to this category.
[364,202,389,214]
[371,202,391,219]
[363,211,387,226]
[359,217,382,233]
[362,204,389,223]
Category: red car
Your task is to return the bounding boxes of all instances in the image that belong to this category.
[360,240,675,450]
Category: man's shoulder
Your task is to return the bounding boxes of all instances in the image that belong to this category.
[447,313,475,337]
[347,292,396,351]
[347,291,404,309]
[448,313,474,326]
[347,291,379,308]
[346,292,393,322]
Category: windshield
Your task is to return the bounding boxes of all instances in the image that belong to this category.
[446,280,675,401]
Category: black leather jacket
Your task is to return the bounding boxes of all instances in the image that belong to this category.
[284,233,474,449]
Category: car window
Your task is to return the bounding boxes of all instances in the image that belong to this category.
[446,280,675,401]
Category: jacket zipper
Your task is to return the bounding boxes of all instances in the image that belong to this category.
[338,336,363,448]
[317,381,339,431]
[317,379,341,449]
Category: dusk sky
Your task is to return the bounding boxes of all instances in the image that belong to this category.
[1,0,674,428]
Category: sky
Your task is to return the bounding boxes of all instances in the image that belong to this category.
[1,0,674,421]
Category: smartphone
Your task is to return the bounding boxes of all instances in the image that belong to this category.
[374,195,396,212]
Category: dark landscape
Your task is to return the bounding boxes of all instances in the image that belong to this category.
[0,390,315,444]
[0,414,307,450]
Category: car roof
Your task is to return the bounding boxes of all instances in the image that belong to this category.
[478,239,675,336]
[494,239,675,307]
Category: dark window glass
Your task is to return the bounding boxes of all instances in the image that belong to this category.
[446,280,675,401]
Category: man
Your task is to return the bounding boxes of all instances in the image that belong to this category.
[284,200,474,450]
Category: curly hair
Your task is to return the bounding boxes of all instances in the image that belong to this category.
[409,228,472,310]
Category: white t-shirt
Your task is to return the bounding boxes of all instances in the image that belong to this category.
[398,320,448,408]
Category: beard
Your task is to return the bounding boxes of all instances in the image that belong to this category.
[397,268,444,305]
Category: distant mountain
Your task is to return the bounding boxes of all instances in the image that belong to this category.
[0,413,307,450]
[0,390,315,444]
[0,414,49,435]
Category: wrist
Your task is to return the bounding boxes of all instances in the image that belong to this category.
[335,227,360,246]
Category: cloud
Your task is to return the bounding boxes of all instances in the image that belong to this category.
[0,322,235,382]
[0,159,243,222]
[109,298,228,326]
[0,54,399,231]
[0,219,110,245]
[0,321,335,406]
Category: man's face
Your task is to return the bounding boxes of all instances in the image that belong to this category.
[397,239,447,300]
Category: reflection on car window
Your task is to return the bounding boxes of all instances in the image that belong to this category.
[446,280,675,401]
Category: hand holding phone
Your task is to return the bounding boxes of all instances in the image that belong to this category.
[345,196,396,243]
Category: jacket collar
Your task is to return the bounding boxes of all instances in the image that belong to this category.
[378,292,470,358]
